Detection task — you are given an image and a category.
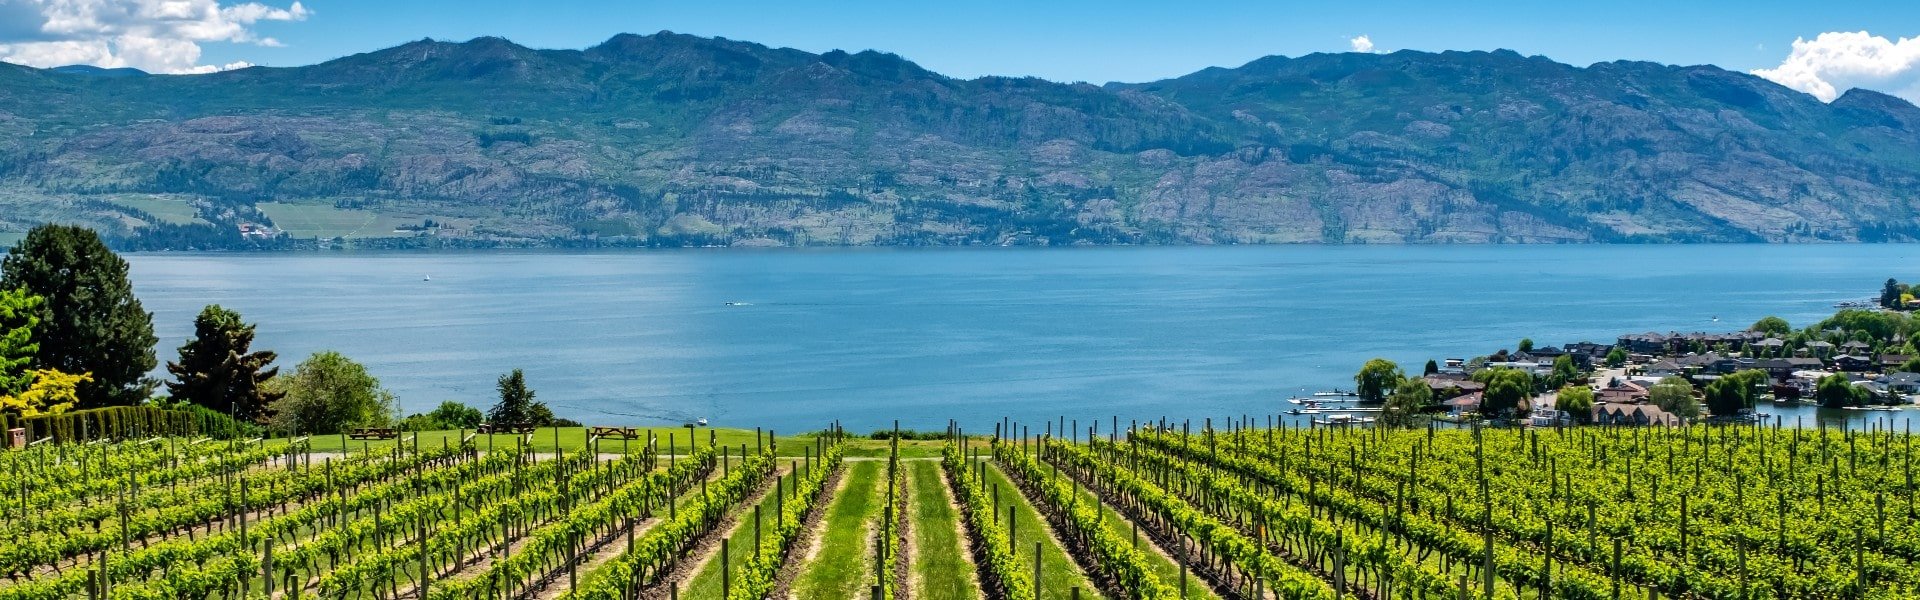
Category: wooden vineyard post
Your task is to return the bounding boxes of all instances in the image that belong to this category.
[1680,495,1689,558]
[1034,541,1043,600]
[876,514,886,591]
[419,508,431,598]
[264,541,275,597]
[722,537,731,599]
[1335,536,1347,600]
[755,504,763,558]
[1180,541,1189,599]
[1612,537,1623,600]
[1542,520,1553,599]
[1010,506,1018,555]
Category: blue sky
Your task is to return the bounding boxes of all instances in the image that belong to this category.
[216,0,1908,81]
[1,0,1918,101]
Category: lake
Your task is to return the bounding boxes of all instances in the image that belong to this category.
[126,244,1920,433]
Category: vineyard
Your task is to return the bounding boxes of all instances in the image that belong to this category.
[2,419,1918,600]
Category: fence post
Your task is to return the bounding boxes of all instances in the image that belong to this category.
[1034,541,1043,600]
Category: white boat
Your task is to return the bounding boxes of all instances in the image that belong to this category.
[696,417,709,426]
[423,275,431,282]
[1313,389,1358,397]
[1313,414,1375,426]
[1287,408,1321,415]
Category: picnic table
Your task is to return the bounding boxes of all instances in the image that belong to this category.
[477,422,536,435]
[588,426,641,440]
[349,427,397,440]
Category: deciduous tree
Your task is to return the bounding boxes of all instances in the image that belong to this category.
[1751,316,1791,336]
[1649,376,1700,419]
[1381,376,1432,428]
[266,351,396,434]
[1474,368,1533,418]
[1353,359,1403,403]
[1555,385,1593,424]
[0,369,89,417]
[0,288,41,396]
[1816,373,1870,408]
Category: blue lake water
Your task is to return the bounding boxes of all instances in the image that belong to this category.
[125,245,1920,433]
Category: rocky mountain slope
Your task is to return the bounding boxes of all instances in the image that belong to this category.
[2,32,1919,248]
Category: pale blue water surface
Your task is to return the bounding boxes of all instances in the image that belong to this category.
[125,245,1920,432]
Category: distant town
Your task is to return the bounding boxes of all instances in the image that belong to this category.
[1353,280,1920,427]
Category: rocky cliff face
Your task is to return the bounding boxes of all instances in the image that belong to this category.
[2,33,1918,248]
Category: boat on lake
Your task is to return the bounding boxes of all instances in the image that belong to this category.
[1313,414,1375,426]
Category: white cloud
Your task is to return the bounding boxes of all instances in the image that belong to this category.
[1752,31,1920,104]
[0,0,309,74]
[1349,34,1376,54]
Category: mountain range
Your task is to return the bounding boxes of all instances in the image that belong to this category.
[4,31,1920,248]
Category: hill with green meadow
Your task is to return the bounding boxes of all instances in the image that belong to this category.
[3,32,1920,248]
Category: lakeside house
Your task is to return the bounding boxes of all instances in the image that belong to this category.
[1758,357,1825,380]
[1597,380,1649,403]
[1422,375,1484,399]
[1443,392,1483,418]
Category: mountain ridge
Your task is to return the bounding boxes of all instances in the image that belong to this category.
[2,31,1917,249]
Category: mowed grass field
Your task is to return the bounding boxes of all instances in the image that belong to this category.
[907,460,980,600]
[257,201,411,239]
[791,460,884,598]
[282,426,949,458]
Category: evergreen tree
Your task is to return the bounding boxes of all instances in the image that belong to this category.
[1423,359,1439,376]
[165,305,283,423]
[490,369,542,425]
[0,225,157,406]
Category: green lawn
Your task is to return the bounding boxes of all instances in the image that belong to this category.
[257,201,410,239]
[979,464,1106,600]
[275,427,952,459]
[792,461,884,598]
[908,460,981,600]
[1066,470,1218,599]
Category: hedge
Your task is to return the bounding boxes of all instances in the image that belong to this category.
[0,405,258,445]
